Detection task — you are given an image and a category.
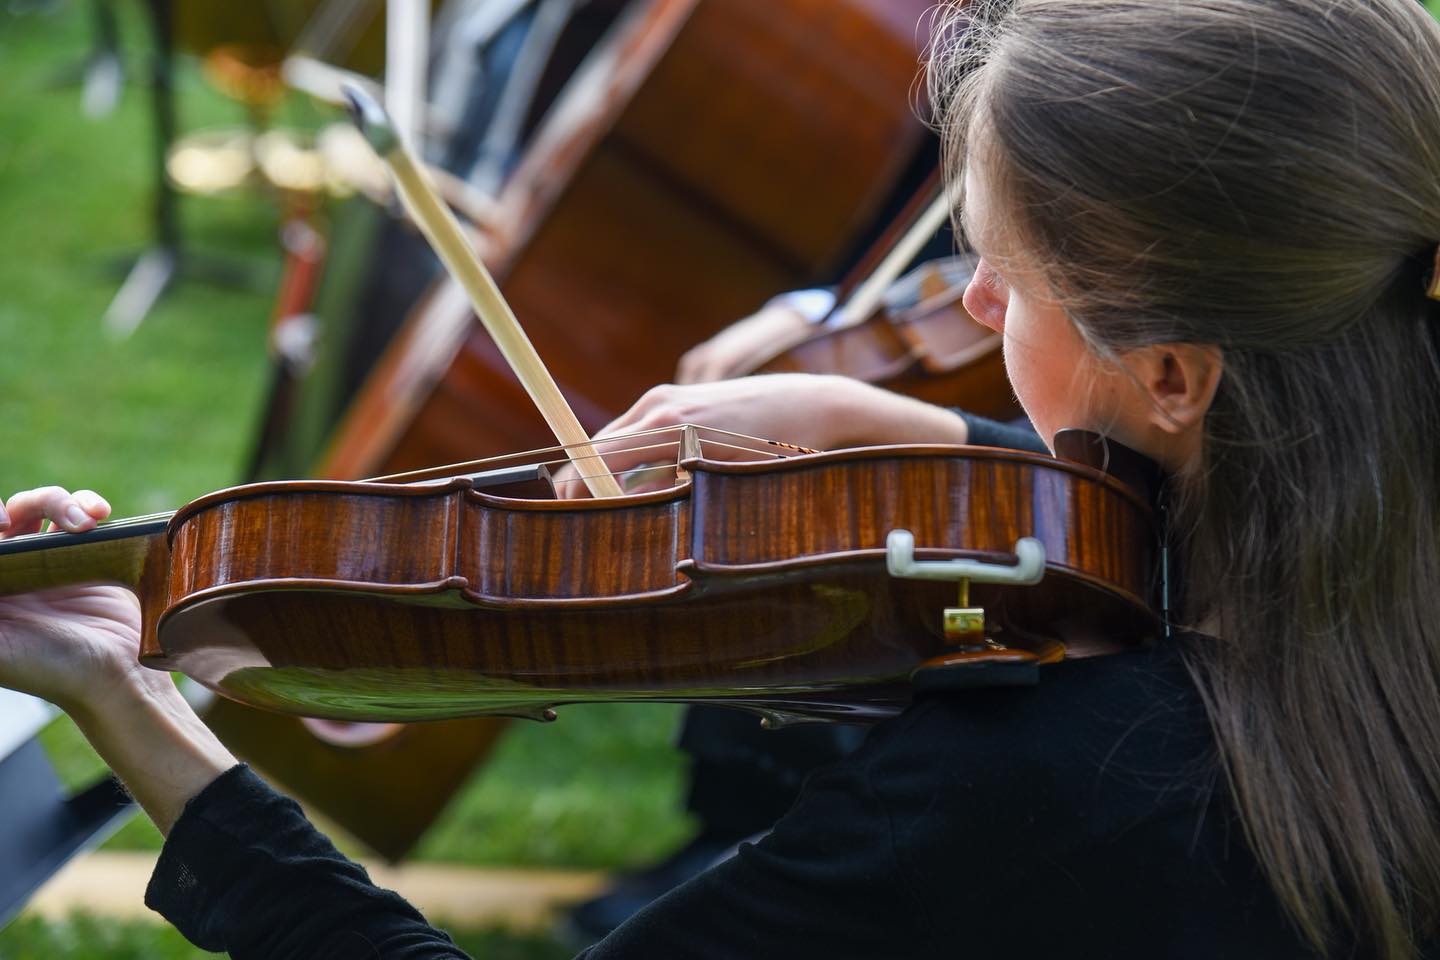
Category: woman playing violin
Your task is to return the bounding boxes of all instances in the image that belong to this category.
[5,0,1440,955]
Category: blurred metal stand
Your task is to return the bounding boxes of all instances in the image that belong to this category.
[0,690,134,931]
[385,0,429,148]
[80,0,123,117]
[37,0,122,117]
[102,0,266,339]
[464,0,574,193]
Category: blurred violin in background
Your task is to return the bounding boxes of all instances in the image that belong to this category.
[741,254,1019,420]
[677,180,1022,422]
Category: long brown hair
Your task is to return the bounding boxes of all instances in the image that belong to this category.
[930,0,1440,955]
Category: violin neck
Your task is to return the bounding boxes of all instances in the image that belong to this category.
[0,516,170,597]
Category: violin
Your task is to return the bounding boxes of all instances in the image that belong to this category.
[0,427,1161,726]
[693,170,1023,421]
[746,255,1021,421]
[10,88,1141,861]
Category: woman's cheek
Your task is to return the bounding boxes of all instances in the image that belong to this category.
[1000,316,1059,450]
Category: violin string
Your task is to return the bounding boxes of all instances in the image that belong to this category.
[698,438,811,459]
[535,440,679,474]
[3,430,817,545]
[537,438,681,465]
[543,435,818,485]
[371,424,819,484]
[4,510,176,544]
[687,425,819,454]
[547,462,680,486]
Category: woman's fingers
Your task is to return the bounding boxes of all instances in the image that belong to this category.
[71,490,111,525]
[550,427,681,499]
[549,374,866,500]
[2,487,112,538]
[549,388,686,495]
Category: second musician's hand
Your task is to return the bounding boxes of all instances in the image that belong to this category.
[674,303,814,383]
[551,374,973,498]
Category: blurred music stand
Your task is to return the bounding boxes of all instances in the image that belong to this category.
[79,0,124,117]
[102,0,268,339]
[41,0,124,117]
[0,690,133,930]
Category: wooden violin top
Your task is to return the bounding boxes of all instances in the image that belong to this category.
[1,430,1162,725]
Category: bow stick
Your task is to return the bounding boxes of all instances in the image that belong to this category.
[828,188,955,329]
[344,84,625,499]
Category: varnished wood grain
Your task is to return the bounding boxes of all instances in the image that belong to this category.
[143,446,1159,722]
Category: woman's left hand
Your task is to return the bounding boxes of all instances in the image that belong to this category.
[0,487,158,717]
[0,485,239,835]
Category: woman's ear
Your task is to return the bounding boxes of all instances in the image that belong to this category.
[1123,343,1224,436]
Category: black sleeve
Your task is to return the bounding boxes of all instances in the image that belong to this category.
[956,411,1048,457]
[579,717,935,960]
[955,410,1048,453]
[145,765,470,959]
[145,652,1293,959]
[147,752,935,960]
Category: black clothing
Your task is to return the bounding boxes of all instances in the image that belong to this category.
[960,411,1049,454]
[676,706,867,842]
[146,641,1333,959]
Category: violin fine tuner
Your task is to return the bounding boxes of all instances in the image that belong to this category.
[886,530,1060,689]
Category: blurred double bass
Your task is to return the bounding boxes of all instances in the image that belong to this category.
[218,0,941,862]
[257,0,939,480]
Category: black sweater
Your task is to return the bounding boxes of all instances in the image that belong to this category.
[144,642,1345,959]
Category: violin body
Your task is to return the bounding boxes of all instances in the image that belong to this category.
[137,444,1160,725]
[750,257,1024,421]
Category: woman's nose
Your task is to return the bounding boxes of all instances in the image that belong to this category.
[963,259,1006,333]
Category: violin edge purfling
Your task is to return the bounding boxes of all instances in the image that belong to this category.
[134,443,1162,723]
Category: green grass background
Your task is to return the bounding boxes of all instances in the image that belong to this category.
[0,2,692,956]
[12,0,1435,957]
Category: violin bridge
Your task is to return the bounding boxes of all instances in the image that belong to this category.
[673,424,701,483]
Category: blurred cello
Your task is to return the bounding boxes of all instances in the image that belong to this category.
[310,0,939,479]
[747,254,1019,419]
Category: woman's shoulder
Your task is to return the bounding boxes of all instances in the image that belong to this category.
[813,642,1312,955]
[866,640,1215,799]
[850,641,1228,883]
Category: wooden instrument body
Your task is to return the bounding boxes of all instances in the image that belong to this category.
[137,445,1160,725]
[752,258,1023,421]
[319,0,937,478]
